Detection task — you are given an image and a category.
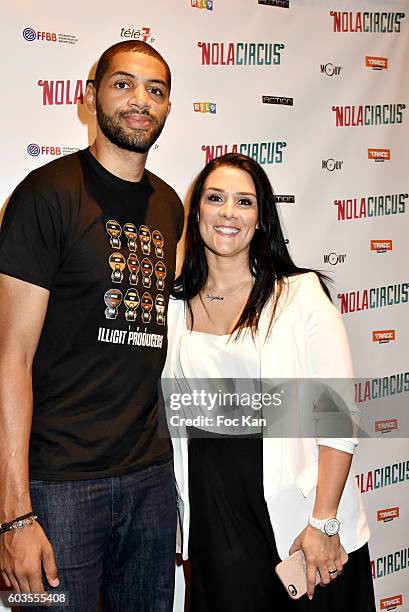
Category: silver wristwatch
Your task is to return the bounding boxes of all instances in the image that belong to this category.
[308,515,340,536]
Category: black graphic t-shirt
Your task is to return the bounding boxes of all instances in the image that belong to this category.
[0,148,184,480]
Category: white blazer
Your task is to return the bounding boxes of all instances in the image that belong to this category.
[162,272,370,560]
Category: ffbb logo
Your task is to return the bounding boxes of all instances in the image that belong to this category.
[368,148,390,162]
[372,330,396,343]
[377,507,400,522]
[27,144,61,157]
[380,594,403,610]
[23,27,78,45]
[366,56,388,70]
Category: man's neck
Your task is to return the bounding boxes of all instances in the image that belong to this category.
[90,133,148,182]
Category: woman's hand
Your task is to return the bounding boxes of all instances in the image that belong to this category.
[289,525,344,599]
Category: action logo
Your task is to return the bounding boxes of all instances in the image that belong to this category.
[366,56,388,70]
[258,0,289,7]
[334,193,407,221]
[22,26,78,45]
[198,41,285,65]
[372,330,396,344]
[332,104,405,126]
[321,63,342,76]
[194,102,217,113]
[191,0,213,9]
[120,26,154,43]
[275,195,295,204]
[262,96,293,106]
[330,11,406,33]
[202,142,286,165]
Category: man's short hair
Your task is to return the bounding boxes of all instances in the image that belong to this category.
[93,40,171,93]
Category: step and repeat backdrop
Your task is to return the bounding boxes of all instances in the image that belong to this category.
[1,0,408,610]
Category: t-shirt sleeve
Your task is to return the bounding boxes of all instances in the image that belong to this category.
[0,186,63,290]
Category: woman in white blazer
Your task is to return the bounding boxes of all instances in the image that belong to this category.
[162,154,375,611]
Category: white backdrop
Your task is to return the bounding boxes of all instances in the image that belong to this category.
[1,1,408,610]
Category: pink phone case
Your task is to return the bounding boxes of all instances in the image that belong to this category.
[275,546,348,599]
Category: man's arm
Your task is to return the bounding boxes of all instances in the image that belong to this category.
[0,274,59,593]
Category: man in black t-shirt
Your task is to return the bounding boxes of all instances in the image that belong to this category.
[0,41,184,612]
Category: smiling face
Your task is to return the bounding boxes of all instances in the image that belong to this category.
[198,165,258,260]
[89,51,171,153]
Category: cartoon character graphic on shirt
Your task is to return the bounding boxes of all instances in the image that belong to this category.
[152,230,164,259]
[127,253,140,286]
[139,225,151,255]
[141,292,153,324]
[141,258,153,288]
[104,288,123,320]
[106,220,122,249]
[154,261,167,291]
[155,293,166,326]
[124,288,140,322]
[123,222,138,252]
[109,252,126,283]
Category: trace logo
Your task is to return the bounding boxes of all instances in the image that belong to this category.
[330,11,406,33]
[22,26,78,45]
[275,195,295,204]
[375,419,398,434]
[202,141,286,165]
[37,79,88,106]
[332,104,405,126]
[372,330,396,344]
[194,102,217,114]
[198,41,285,66]
[380,594,403,610]
[322,158,343,171]
[262,96,293,106]
[366,56,388,70]
[377,507,400,522]
[258,0,290,7]
[321,63,342,76]
[368,148,390,162]
[323,252,346,265]
[191,0,213,9]
[371,240,392,253]
[120,26,154,43]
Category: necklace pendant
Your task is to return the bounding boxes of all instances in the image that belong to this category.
[206,294,224,302]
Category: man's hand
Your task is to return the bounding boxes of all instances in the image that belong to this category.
[289,525,344,599]
[0,522,59,593]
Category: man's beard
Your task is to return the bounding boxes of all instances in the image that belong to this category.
[96,100,166,153]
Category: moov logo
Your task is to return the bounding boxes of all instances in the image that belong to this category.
[368,148,390,162]
[372,330,396,343]
[321,63,342,76]
[27,144,61,157]
[366,56,388,70]
[191,0,213,9]
[322,158,343,171]
[23,27,78,45]
[377,507,400,522]
[194,102,216,114]
[371,240,392,253]
[324,252,346,265]
[380,594,403,610]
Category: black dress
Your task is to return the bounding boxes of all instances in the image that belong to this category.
[187,429,376,612]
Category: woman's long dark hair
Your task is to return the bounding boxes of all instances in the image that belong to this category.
[173,153,330,337]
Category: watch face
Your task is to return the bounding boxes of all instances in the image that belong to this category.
[324,518,340,536]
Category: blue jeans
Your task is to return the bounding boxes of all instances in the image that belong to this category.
[28,461,176,612]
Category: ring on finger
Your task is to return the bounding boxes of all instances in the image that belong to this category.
[328,569,337,577]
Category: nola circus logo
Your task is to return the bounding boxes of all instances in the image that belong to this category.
[322,158,343,171]
[372,330,396,344]
[321,63,342,76]
[202,141,286,165]
[332,104,405,127]
[191,0,213,9]
[369,148,390,162]
[337,282,409,314]
[323,252,346,265]
[366,56,388,70]
[37,79,90,106]
[22,27,78,45]
[377,507,400,522]
[355,372,409,404]
[334,192,407,221]
[330,11,406,33]
[380,595,403,611]
[258,0,290,7]
[371,549,409,580]
[120,27,154,42]
[371,240,392,253]
[27,144,78,157]
[198,42,285,66]
[194,102,216,114]
[355,459,409,494]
